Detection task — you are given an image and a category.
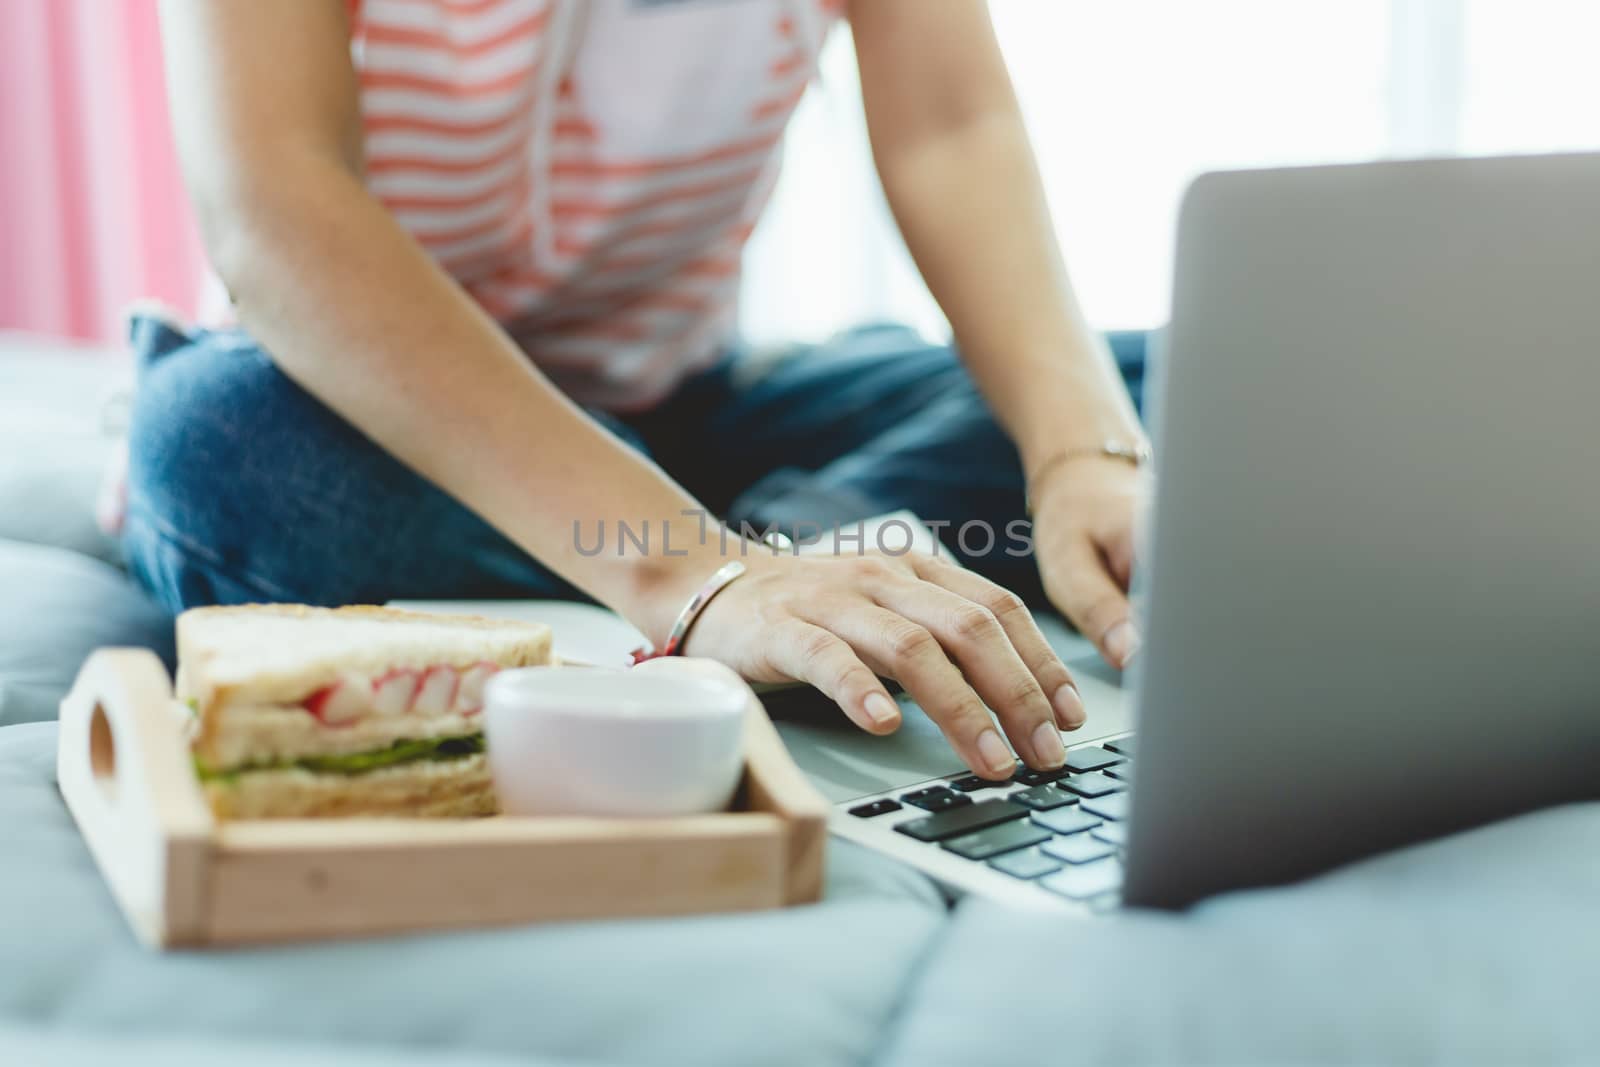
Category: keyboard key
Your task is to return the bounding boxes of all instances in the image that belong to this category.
[1042,857,1122,901]
[989,847,1063,880]
[949,773,1008,793]
[1058,771,1125,798]
[899,786,972,813]
[847,799,902,818]
[1064,746,1124,773]
[942,819,1052,861]
[1042,832,1116,865]
[1092,823,1127,847]
[1031,807,1101,836]
[1008,785,1078,811]
[1081,793,1130,821]
[1013,765,1071,786]
[1104,764,1135,781]
[1104,736,1136,757]
[895,798,1029,843]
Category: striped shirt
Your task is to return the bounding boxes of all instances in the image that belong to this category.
[348,0,842,411]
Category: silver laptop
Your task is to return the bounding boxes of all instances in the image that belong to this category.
[824,152,1600,910]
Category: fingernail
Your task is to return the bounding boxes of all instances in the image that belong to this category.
[1031,721,1066,768]
[1052,683,1086,730]
[977,730,1014,777]
[1104,621,1141,668]
[863,692,899,727]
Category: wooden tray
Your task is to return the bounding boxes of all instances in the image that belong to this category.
[58,649,828,948]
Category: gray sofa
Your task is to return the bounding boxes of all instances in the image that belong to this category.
[4,332,1598,1066]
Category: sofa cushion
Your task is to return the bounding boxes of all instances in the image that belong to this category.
[882,801,1600,1066]
[0,1023,541,1067]
[0,333,131,566]
[0,539,173,726]
[0,721,944,1067]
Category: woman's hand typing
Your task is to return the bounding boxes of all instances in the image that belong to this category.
[680,549,1085,779]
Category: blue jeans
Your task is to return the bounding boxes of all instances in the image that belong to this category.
[122,315,1147,612]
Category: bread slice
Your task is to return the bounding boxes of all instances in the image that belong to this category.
[178,604,553,713]
[202,753,496,819]
[175,604,552,819]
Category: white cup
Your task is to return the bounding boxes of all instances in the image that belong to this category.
[483,660,749,817]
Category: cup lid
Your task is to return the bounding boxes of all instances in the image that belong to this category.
[485,665,747,720]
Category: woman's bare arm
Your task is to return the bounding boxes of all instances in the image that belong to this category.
[850,0,1142,467]
[851,0,1150,667]
[159,0,709,641]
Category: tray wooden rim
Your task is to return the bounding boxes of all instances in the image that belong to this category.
[58,648,827,948]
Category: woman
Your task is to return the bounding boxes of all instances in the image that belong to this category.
[131,0,1150,780]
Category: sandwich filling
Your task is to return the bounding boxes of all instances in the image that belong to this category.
[196,734,485,781]
[197,661,504,782]
[301,661,501,724]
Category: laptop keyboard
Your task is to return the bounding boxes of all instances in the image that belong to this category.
[841,735,1135,909]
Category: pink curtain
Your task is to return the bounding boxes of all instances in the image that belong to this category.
[0,0,205,344]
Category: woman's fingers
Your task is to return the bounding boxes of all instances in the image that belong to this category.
[1053,536,1139,669]
[691,552,1092,776]
[1103,523,1137,590]
[865,579,1063,771]
[763,620,903,735]
[910,554,1085,731]
[815,560,1064,771]
[797,601,1019,779]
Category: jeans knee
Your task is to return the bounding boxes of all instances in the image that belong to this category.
[127,337,281,524]
[123,329,329,606]
[122,510,290,612]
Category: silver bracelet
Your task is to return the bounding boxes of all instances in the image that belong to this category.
[1025,438,1153,515]
[630,560,748,663]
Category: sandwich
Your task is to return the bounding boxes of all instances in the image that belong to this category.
[177,604,553,819]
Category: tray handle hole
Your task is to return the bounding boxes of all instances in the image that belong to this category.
[89,703,118,803]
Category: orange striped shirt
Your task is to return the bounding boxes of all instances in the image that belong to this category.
[348,0,842,411]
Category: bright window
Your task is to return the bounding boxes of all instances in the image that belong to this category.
[741,0,1600,344]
